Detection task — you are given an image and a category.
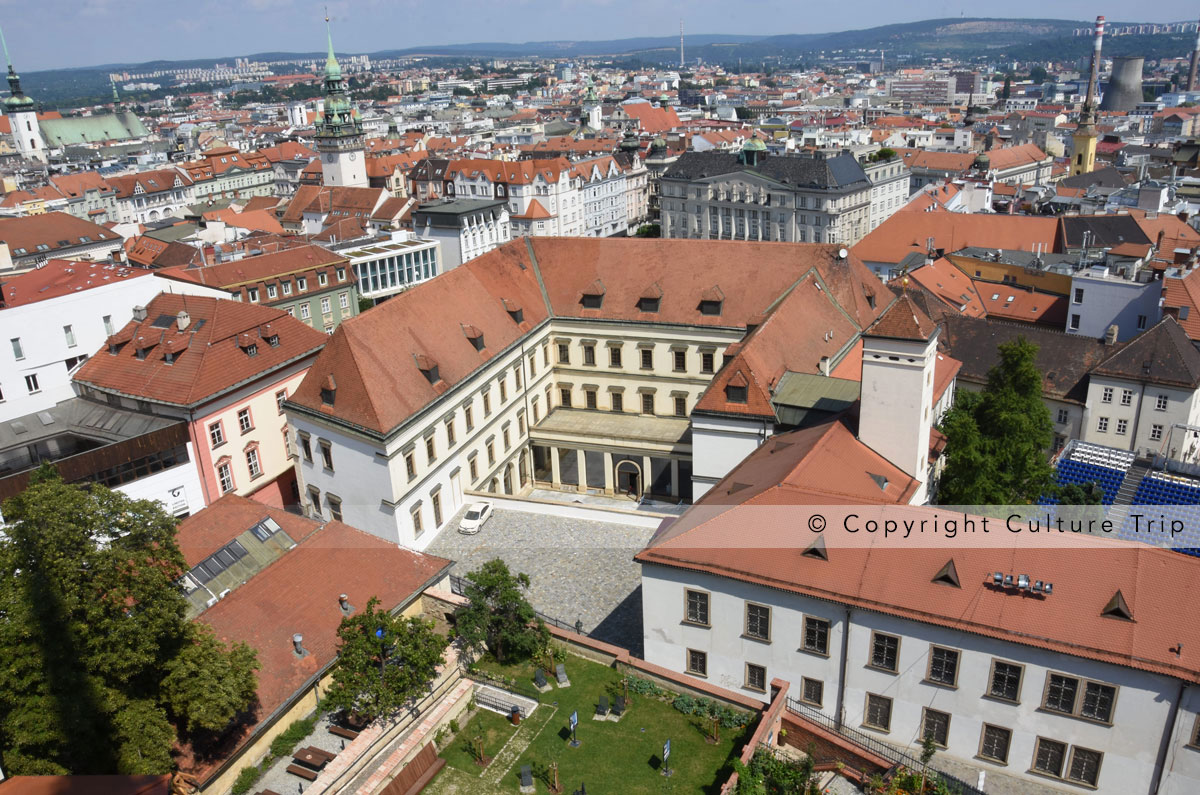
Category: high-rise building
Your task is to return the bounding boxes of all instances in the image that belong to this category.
[314,20,367,188]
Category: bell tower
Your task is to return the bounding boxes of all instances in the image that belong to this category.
[1,25,45,163]
[315,16,366,188]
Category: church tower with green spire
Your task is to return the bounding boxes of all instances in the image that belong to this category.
[315,17,366,188]
[1,24,46,163]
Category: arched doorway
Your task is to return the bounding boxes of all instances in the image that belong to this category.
[503,464,514,495]
[614,459,642,500]
[518,452,529,488]
[489,477,499,493]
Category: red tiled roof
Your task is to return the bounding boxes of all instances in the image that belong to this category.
[0,259,152,307]
[1163,268,1200,340]
[0,776,169,795]
[73,293,327,407]
[853,210,1059,266]
[973,280,1069,327]
[907,257,985,318]
[0,212,120,256]
[865,293,936,341]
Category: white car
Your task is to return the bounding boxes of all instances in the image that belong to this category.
[458,502,493,534]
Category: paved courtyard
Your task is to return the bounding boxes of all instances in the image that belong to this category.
[425,506,656,655]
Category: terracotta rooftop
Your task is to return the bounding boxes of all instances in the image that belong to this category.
[159,244,346,291]
[73,293,327,407]
[0,212,119,257]
[865,292,936,341]
[0,259,152,307]
[853,209,1059,267]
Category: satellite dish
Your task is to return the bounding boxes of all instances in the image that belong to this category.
[837,247,848,259]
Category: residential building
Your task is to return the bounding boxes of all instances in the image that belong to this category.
[660,142,874,245]
[174,495,452,793]
[0,212,125,273]
[107,168,196,225]
[413,199,510,270]
[884,74,955,104]
[277,184,393,236]
[327,230,441,305]
[177,147,274,203]
[46,171,119,223]
[156,244,359,333]
[284,237,890,550]
[860,153,911,233]
[72,293,327,507]
[442,158,585,237]
[576,155,632,237]
[1066,267,1162,341]
[0,259,225,422]
[637,493,1200,793]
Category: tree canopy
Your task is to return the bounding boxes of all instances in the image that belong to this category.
[0,467,259,775]
[454,559,548,664]
[323,597,447,723]
[937,338,1056,505]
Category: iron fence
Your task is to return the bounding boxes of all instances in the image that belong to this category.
[785,697,986,795]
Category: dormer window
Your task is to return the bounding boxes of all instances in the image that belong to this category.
[415,354,439,384]
[580,278,606,310]
[699,285,725,316]
[463,324,485,351]
[297,277,307,291]
[320,374,336,405]
[245,344,258,357]
[266,334,279,347]
[725,384,748,403]
[637,297,660,313]
[502,298,524,324]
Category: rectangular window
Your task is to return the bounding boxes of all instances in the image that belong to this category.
[465,405,474,431]
[337,267,346,281]
[1068,747,1103,786]
[23,373,39,394]
[609,347,622,368]
[468,453,479,480]
[1043,673,1079,715]
[583,345,596,365]
[405,452,416,480]
[864,693,892,731]
[247,287,259,302]
[641,393,654,415]
[318,271,328,286]
[926,646,959,686]
[486,441,495,465]
[745,663,766,692]
[870,632,899,672]
[425,436,436,464]
[217,462,234,493]
[922,708,950,748]
[802,616,829,654]
[1116,418,1128,435]
[685,589,709,626]
[237,408,253,433]
[1101,387,1113,403]
[745,603,771,641]
[560,388,572,408]
[1097,417,1109,433]
[327,495,342,522]
[1034,737,1067,778]
[267,285,278,299]
[686,648,707,677]
[701,351,715,373]
[1069,314,1080,331]
[979,724,1011,764]
[299,434,312,462]
[321,296,331,314]
[246,447,262,478]
[1157,394,1169,411]
[1080,681,1117,723]
[299,303,310,319]
[445,418,456,446]
[282,281,292,295]
[297,277,307,291]
[1151,424,1164,441]
[612,392,623,412]
[502,427,510,451]
[640,348,653,369]
[1056,408,1069,424]
[432,492,442,526]
[528,353,536,376]
[1121,389,1133,406]
[1073,287,1084,304]
[209,421,225,447]
[275,389,287,413]
[320,441,333,470]
[411,507,423,537]
[339,292,349,309]
[499,380,508,403]
[11,338,23,360]
[673,349,686,372]
[558,342,570,363]
[483,392,492,416]
[585,389,597,409]
[63,325,76,347]
[988,660,1023,703]
[674,396,687,417]
[801,677,823,707]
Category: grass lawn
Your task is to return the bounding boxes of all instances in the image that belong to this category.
[470,653,752,794]
[440,707,519,775]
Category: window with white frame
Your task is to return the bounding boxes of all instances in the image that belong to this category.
[246,447,261,478]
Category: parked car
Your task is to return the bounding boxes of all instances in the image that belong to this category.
[458,501,493,534]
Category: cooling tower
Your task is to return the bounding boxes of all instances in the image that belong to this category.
[1100,56,1144,112]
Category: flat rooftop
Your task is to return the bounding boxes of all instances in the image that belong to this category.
[531,407,691,449]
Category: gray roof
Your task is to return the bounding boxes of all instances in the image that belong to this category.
[1060,214,1151,249]
[414,198,506,217]
[771,372,860,428]
[1091,316,1200,388]
[1058,166,1128,191]
[662,150,870,192]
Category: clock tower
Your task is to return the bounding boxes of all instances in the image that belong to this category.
[0,25,45,164]
[315,19,367,188]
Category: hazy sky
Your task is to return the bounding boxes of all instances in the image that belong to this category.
[2,0,1197,72]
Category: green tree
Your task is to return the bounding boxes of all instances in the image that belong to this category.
[0,467,259,775]
[1001,75,1013,100]
[455,559,548,664]
[1029,65,1048,84]
[937,338,1056,505]
[1058,481,1104,505]
[635,223,661,238]
[323,597,447,723]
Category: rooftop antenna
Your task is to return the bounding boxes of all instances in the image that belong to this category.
[679,19,684,71]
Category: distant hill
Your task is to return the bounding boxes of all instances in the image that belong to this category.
[10,18,1199,108]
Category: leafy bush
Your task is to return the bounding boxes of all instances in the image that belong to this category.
[231,765,261,795]
[269,716,317,759]
[624,675,666,698]
[673,694,697,714]
[449,718,460,733]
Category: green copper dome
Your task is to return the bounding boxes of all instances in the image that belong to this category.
[743,137,767,152]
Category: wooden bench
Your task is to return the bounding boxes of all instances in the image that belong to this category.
[329,725,360,741]
[286,764,319,781]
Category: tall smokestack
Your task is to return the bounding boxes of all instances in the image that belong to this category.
[679,19,684,70]
[1083,15,1105,124]
[1189,17,1200,92]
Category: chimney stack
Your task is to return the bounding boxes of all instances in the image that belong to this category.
[176,310,190,331]
[132,305,147,322]
[1083,16,1105,125]
[1105,325,1119,345]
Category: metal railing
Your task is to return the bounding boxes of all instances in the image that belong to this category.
[473,686,532,719]
[785,697,985,795]
[462,666,542,703]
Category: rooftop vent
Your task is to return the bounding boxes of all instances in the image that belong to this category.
[932,559,961,588]
[1101,589,1133,621]
[802,537,828,561]
[292,633,307,657]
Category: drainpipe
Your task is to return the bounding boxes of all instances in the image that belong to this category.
[835,607,852,731]
[1152,679,1187,793]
